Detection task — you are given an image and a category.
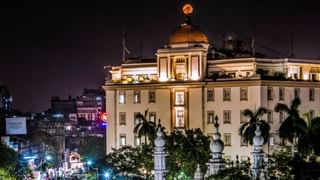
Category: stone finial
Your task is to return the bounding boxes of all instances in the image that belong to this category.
[155,121,165,147]
[253,125,264,147]
[194,164,203,180]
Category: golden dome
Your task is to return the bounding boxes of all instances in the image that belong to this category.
[168,24,209,44]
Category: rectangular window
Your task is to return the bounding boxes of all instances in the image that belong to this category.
[119,91,126,104]
[223,133,231,146]
[240,110,247,123]
[241,156,249,162]
[207,89,214,101]
[134,136,141,146]
[134,112,140,125]
[267,110,273,123]
[133,90,141,104]
[149,90,156,103]
[119,134,126,146]
[267,87,273,100]
[175,108,184,128]
[175,91,185,105]
[223,88,231,101]
[207,111,215,124]
[279,87,285,101]
[240,87,248,101]
[309,88,315,101]
[294,88,300,99]
[223,110,231,124]
[279,111,285,124]
[119,112,126,125]
[269,136,275,146]
[149,112,156,123]
[240,138,248,147]
[310,110,315,119]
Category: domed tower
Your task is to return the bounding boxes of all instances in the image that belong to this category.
[156,3,210,82]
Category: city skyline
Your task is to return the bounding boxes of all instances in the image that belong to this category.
[1,0,320,112]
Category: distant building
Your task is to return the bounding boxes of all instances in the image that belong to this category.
[0,86,13,117]
[39,88,106,152]
[103,4,320,160]
[76,88,105,121]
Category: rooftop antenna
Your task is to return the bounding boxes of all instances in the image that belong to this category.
[122,30,130,62]
[289,32,295,58]
[251,22,256,57]
[139,32,143,59]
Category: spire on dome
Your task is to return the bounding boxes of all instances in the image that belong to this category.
[182,3,193,25]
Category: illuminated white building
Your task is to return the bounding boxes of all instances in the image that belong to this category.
[103,4,320,160]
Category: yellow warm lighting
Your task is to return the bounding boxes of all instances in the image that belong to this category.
[191,76,200,80]
[159,77,168,82]
[182,4,193,15]
[303,74,309,80]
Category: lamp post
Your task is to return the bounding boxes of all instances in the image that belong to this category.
[87,160,98,180]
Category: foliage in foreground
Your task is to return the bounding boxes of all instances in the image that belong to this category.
[208,161,251,180]
[0,168,16,180]
[0,144,18,174]
[104,128,210,179]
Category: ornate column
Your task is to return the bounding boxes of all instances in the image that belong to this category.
[205,116,225,178]
[251,125,265,180]
[154,122,167,180]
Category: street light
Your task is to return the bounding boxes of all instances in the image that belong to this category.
[104,172,110,180]
[86,160,98,180]
[46,155,52,161]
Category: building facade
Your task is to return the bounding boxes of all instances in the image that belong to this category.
[103,5,320,160]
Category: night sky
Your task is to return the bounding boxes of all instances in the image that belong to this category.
[0,0,320,112]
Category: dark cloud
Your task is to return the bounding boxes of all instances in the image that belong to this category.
[0,0,319,111]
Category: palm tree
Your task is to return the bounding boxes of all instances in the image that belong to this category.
[297,113,320,155]
[275,97,307,156]
[133,109,156,145]
[239,107,270,145]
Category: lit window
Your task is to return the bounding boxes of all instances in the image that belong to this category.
[149,90,156,103]
[279,87,285,101]
[119,112,126,125]
[119,134,126,146]
[223,88,231,101]
[207,89,214,101]
[207,111,215,124]
[133,90,141,104]
[134,112,140,125]
[279,111,285,124]
[175,108,184,128]
[119,91,126,104]
[294,88,300,99]
[267,87,273,101]
[175,91,185,105]
[240,110,247,123]
[267,110,273,124]
[149,112,156,123]
[134,136,141,146]
[224,133,231,146]
[240,87,248,101]
[223,110,231,124]
[309,88,315,101]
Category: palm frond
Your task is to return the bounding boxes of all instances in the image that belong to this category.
[243,109,254,119]
[274,103,290,113]
[291,97,301,110]
[255,107,267,118]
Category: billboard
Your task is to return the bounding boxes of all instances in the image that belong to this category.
[6,117,27,135]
